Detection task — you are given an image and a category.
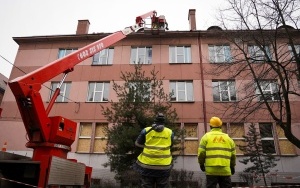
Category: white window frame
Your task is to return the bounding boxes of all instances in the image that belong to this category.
[259,123,276,154]
[255,80,279,101]
[208,45,231,63]
[169,46,191,63]
[58,48,77,59]
[92,48,114,65]
[130,47,152,64]
[129,82,151,102]
[288,44,300,60]
[49,82,71,102]
[170,81,194,102]
[212,80,237,102]
[87,82,110,102]
[248,45,272,62]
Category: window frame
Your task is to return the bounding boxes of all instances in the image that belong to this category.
[87,82,110,102]
[208,45,232,63]
[130,46,152,64]
[170,81,194,102]
[259,123,276,154]
[92,48,114,65]
[288,44,300,61]
[248,45,272,62]
[212,80,237,102]
[49,82,71,103]
[58,48,78,59]
[128,81,151,102]
[77,122,108,153]
[255,80,280,102]
[169,46,191,64]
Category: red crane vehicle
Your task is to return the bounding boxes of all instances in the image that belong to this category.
[0,11,168,188]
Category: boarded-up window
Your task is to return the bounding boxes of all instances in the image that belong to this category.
[93,123,108,153]
[77,122,92,152]
[183,123,198,155]
[77,122,108,153]
[229,123,244,154]
[276,124,296,155]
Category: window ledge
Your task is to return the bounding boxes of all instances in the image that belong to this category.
[169,62,192,64]
[91,64,112,66]
[170,101,195,103]
[85,101,109,103]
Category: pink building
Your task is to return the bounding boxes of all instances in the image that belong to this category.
[0,9,300,186]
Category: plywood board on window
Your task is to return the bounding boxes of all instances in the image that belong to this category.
[276,125,285,138]
[279,140,296,154]
[77,138,91,152]
[80,123,92,137]
[184,140,198,155]
[230,123,244,138]
[95,123,108,137]
[184,123,198,138]
[93,139,107,153]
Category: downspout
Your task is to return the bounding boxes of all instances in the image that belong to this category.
[198,32,207,133]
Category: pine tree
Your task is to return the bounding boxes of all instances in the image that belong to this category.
[238,123,278,186]
[101,63,181,180]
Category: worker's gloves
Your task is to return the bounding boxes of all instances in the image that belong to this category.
[230,167,235,175]
[200,164,205,172]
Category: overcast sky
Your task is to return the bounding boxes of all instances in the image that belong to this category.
[0,0,224,79]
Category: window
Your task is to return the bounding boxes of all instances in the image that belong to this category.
[129,82,151,102]
[170,81,194,102]
[288,44,300,60]
[92,48,114,65]
[130,47,152,64]
[77,122,92,153]
[276,124,296,155]
[93,123,108,153]
[58,48,77,58]
[87,82,110,102]
[77,122,108,153]
[226,123,245,154]
[255,80,279,101]
[212,80,237,102]
[208,45,231,63]
[259,123,276,154]
[169,46,191,63]
[49,82,71,102]
[183,123,198,155]
[248,45,272,62]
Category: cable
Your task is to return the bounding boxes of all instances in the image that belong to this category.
[0,54,27,75]
[0,53,80,104]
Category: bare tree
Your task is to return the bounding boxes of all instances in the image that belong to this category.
[208,0,300,148]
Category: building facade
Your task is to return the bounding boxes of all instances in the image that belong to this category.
[0,9,300,186]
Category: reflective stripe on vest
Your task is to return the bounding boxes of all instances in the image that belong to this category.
[137,127,172,166]
[200,132,234,167]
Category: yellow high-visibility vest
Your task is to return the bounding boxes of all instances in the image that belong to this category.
[137,127,172,168]
[198,129,236,167]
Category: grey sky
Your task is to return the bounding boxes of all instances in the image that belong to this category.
[0,0,223,79]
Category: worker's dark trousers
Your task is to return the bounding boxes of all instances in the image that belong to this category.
[206,175,232,188]
[140,175,169,188]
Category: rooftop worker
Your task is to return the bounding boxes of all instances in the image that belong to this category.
[198,116,236,188]
[133,113,174,188]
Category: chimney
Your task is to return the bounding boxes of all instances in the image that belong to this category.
[76,20,90,35]
[188,9,196,31]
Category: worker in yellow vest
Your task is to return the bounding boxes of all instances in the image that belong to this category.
[133,113,174,188]
[198,117,236,188]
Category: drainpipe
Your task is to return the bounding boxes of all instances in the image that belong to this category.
[198,32,207,133]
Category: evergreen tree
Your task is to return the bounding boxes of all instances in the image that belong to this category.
[101,63,181,180]
[238,123,278,186]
